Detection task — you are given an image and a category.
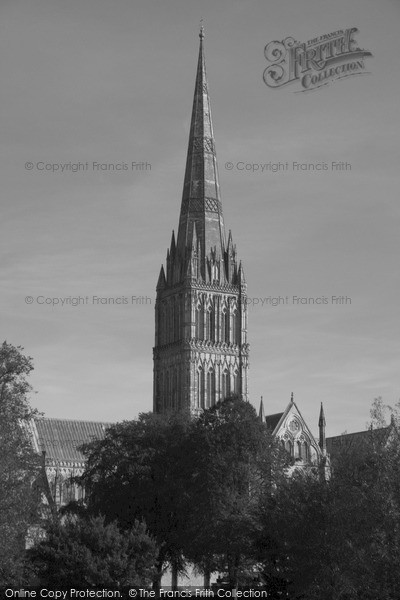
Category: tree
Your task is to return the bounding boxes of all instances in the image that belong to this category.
[27,515,157,586]
[79,398,289,590]
[0,341,41,585]
[182,396,289,588]
[256,404,400,600]
[369,395,400,428]
[80,411,192,590]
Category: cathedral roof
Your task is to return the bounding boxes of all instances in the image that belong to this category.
[264,412,284,432]
[29,417,111,466]
[326,425,394,456]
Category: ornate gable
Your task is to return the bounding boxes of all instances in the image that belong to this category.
[271,398,323,467]
[262,395,327,475]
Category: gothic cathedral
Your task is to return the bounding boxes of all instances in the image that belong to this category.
[153,29,249,415]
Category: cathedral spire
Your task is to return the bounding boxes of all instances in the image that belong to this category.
[318,402,327,456]
[176,28,225,275]
[153,33,248,415]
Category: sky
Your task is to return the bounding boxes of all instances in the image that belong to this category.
[1,0,399,438]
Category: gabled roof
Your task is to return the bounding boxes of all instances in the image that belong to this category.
[264,412,284,432]
[30,417,111,466]
[326,425,394,456]
[264,397,321,455]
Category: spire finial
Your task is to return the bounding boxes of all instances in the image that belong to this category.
[291,392,294,403]
[199,19,204,39]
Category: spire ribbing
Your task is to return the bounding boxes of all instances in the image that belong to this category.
[176,31,225,277]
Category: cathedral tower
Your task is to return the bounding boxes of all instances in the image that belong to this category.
[153,28,249,415]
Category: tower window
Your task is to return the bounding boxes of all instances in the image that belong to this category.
[206,307,215,342]
[222,369,230,400]
[222,310,229,343]
[206,369,215,408]
[197,367,205,408]
[196,304,204,340]
[232,310,239,344]
[233,370,239,394]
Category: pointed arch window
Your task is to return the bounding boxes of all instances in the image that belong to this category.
[232,309,239,344]
[61,479,73,505]
[233,370,240,394]
[296,441,302,459]
[221,309,229,343]
[303,442,309,461]
[196,303,204,340]
[77,484,84,501]
[222,369,230,400]
[285,440,293,456]
[206,369,215,408]
[206,307,215,342]
[197,367,205,408]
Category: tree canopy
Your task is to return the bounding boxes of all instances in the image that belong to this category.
[256,412,400,599]
[79,396,289,589]
[27,515,157,587]
[181,396,289,588]
[80,410,193,588]
[0,341,41,585]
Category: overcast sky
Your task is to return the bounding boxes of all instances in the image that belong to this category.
[1,0,399,437]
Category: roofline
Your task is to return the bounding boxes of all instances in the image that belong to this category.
[34,416,113,425]
[264,412,284,420]
[326,424,392,440]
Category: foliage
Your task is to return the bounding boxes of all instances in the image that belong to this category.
[80,411,192,588]
[369,395,400,428]
[257,423,400,600]
[182,395,289,588]
[0,341,41,585]
[80,396,289,589]
[73,394,400,594]
[27,515,157,586]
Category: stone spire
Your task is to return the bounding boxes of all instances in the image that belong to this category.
[153,31,249,415]
[318,402,326,455]
[259,396,265,422]
[176,27,226,278]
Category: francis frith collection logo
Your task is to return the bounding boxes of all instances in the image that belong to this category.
[263,27,372,92]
